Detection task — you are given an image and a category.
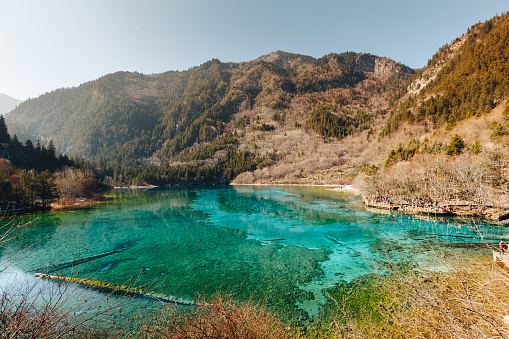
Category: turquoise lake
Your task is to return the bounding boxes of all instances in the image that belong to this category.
[1,186,506,320]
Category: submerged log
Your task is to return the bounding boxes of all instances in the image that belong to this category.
[28,247,129,274]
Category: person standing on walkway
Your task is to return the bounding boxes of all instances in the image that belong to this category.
[500,240,506,255]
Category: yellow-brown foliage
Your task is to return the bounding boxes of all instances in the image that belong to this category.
[140,293,292,339]
[331,254,509,338]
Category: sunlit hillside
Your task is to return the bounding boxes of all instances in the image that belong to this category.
[5,13,509,188]
[6,51,413,185]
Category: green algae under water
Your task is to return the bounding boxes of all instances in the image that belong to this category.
[2,186,507,321]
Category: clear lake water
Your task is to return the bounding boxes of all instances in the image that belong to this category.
[1,186,506,322]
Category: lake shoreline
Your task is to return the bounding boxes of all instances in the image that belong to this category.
[233,183,509,222]
[50,195,112,211]
[51,184,509,222]
[230,182,361,192]
[363,196,509,221]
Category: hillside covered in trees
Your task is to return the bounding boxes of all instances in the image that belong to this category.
[5,50,413,185]
[5,12,509,188]
[382,13,509,136]
[0,116,100,213]
[355,12,509,218]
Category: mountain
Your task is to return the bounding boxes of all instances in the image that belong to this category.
[11,8,509,187]
[382,12,509,136]
[9,8,509,187]
[5,51,413,185]
[0,94,22,115]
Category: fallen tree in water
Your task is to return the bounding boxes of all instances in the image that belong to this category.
[35,273,194,305]
[28,247,129,274]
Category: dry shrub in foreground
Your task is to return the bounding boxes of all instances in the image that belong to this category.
[140,293,291,339]
[332,251,509,338]
[0,218,129,338]
[0,270,116,338]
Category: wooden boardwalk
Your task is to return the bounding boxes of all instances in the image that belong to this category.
[364,197,509,221]
[493,251,509,266]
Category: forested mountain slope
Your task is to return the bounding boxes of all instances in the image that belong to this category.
[382,12,509,136]
[6,51,413,184]
[356,12,509,213]
[8,11,509,186]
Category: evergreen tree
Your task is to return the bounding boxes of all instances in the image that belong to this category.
[47,139,56,158]
[19,169,37,206]
[25,139,34,149]
[0,171,12,203]
[8,135,23,158]
[0,115,10,144]
[34,171,58,209]
[445,134,465,155]
[471,139,482,155]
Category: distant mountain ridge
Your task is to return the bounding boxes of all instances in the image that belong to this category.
[5,51,413,169]
[0,94,22,115]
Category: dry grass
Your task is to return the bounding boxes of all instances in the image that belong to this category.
[140,293,292,339]
[329,250,509,339]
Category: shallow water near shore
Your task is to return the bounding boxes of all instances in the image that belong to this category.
[1,186,505,322]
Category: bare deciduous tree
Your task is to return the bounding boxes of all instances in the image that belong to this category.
[54,167,96,202]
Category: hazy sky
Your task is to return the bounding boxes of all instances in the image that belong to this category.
[0,0,507,100]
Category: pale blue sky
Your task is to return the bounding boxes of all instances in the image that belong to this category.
[0,0,507,100]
